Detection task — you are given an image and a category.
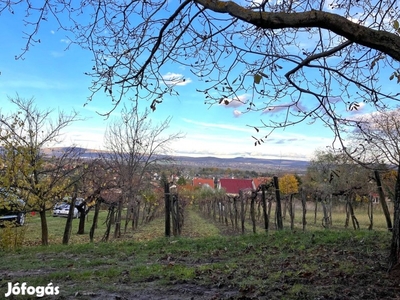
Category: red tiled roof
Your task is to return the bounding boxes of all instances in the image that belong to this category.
[193,178,215,189]
[253,177,271,189]
[219,178,255,194]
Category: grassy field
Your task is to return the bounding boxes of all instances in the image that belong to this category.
[0,204,399,299]
[2,199,393,247]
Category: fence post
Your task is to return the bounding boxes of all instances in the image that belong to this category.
[274,176,283,230]
[164,181,171,237]
[239,190,245,234]
[261,184,268,232]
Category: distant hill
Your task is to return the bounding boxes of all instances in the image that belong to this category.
[41,147,309,173]
[172,155,309,173]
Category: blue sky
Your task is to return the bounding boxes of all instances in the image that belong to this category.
[0,3,387,161]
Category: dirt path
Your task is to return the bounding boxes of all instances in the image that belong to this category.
[180,209,225,238]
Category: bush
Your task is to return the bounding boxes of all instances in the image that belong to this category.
[0,221,26,251]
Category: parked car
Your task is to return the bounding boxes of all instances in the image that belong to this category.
[0,195,26,226]
[53,198,84,218]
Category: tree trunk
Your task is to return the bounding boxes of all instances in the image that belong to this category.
[374,170,393,231]
[134,201,141,230]
[301,189,307,231]
[63,193,77,245]
[39,208,49,246]
[347,195,359,230]
[141,202,147,225]
[328,195,333,226]
[89,199,101,243]
[314,195,318,224]
[76,203,86,234]
[321,198,329,229]
[114,199,122,238]
[102,206,115,242]
[389,163,400,270]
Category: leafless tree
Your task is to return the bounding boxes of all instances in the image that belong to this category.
[79,158,119,242]
[349,109,400,270]
[350,109,400,166]
[103,100,183,237]
[0,96,83,246]
[304,149,373,229]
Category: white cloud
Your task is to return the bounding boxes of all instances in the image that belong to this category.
[60,39,71,44]
[178,117,334,159]
[182,118,253,133]
[220,94,249,108]
[57,127,106,150]
[233,110,242,117]
[162,72,192,86]
[170,129,332,160]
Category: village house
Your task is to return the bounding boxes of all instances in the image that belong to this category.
[192,177,215,189]
[218,178,256,197]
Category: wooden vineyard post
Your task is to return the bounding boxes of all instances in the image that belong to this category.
[368,193,373,230]
[273,176,284,230]
[170,185,181,237]
[250,191,256,234]
[300,188,307,231]
[164,181,171,237]
[239,190,245,234]
[289,194,295,230]
[233,197,239,231]
[261,184,269,232]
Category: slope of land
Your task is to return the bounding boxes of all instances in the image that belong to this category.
[1,209,398,299]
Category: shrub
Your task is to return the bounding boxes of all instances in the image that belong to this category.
[0,221,26,251]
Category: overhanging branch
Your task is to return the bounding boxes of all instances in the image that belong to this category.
[194,0,400,62]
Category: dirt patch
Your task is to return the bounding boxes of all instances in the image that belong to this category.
[70,283,240,300]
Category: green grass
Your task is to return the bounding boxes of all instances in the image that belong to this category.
[1,200,392,249]
[258,201,391,232]
[0,227,397,299]
[0,204,398,298]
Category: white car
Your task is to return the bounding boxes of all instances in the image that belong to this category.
[53,203,80,218]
